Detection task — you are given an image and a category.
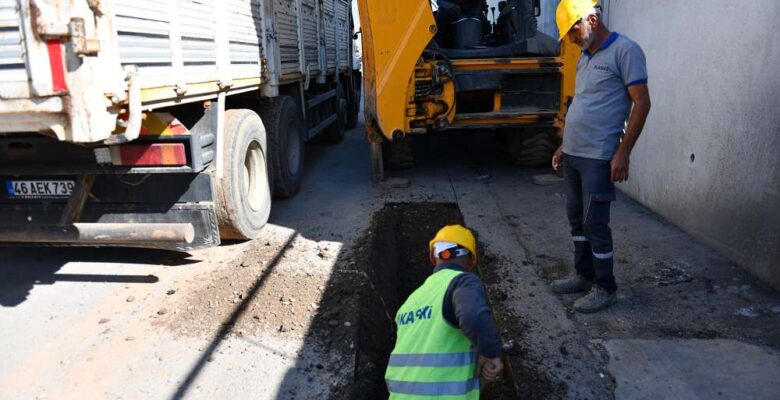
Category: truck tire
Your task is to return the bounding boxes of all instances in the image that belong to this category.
[322,97,347,143]
[506,128,559,166]
[346,73,361,129]
[258,96,305,198]
[215,109,272,240]
[346,89,360,129]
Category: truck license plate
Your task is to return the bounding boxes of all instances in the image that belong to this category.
[6,180,75,199]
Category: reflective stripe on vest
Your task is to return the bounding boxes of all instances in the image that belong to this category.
[386,377,480,396]
[385,268,479,399]
[388,351,477,367]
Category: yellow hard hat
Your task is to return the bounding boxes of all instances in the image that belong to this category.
[556,0,599,40]
[429,224,477,264]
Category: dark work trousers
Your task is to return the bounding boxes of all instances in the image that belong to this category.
[563,154,617,292]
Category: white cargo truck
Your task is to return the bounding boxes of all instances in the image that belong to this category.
[0,0,361,250]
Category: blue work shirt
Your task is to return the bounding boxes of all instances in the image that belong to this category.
[435,262,501,358]
[563,32,648,161]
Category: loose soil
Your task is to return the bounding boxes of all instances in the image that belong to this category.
[163,231,344,340]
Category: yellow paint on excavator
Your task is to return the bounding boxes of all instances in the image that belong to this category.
[356,0,579,142]
[355,0,435,142]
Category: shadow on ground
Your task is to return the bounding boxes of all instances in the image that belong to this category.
[0,247,198,307]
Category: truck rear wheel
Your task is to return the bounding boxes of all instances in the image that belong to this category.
[258,96,305,198]
[322,97,347,143]
[216,109,272,240]
[506,128,560,166]
[346,89,360,129]
[346,73,361,129]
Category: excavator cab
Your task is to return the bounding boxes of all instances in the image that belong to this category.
[433,0,557,57]
[357,0,578,180]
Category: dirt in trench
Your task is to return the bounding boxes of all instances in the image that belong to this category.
[346,202,529,400]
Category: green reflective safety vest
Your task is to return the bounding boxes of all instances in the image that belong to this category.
[385,268,479,399]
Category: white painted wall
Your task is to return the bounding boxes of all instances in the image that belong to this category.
[600,0,780,290]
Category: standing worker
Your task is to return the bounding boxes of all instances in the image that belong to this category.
[385,225,503,399]
[551,0,651,312]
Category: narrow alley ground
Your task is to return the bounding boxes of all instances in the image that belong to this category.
[1,122,779,400]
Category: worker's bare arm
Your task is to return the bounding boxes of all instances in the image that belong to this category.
[552,145,564,172]
[611,83,651,182]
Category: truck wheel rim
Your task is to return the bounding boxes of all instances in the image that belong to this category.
[244,139,267,211]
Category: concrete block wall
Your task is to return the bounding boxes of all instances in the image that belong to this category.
[600,0,780,290]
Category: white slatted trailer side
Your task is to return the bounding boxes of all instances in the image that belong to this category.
[1,0,270,143]
[269,0,352,85]
[0,0,353,143]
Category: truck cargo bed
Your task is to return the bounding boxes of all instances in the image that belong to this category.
[0,0,352,142]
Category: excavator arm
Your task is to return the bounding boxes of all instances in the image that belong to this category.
[355,0,437,144]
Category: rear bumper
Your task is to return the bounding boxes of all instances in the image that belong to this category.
[0,202,219,251]
[0,222,195,245]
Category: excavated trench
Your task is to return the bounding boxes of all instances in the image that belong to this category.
[347,203,517,399]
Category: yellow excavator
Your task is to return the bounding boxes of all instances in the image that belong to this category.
[356,0,578,181]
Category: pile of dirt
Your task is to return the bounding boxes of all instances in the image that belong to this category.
[160,231,347,341]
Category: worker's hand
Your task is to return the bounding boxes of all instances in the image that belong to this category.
[552,145,564,172]
[478,355,504,382]
[611,149,630,182]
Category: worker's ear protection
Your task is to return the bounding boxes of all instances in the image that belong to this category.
[429,247,471,265]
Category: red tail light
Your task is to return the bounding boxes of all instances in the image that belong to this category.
[111,143,187,166]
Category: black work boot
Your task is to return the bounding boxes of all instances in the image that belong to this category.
[573,286,617,313]
[551,274,592,294]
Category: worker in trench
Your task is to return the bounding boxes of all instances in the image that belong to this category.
[384,225,503,399]
[551,0,651,312]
